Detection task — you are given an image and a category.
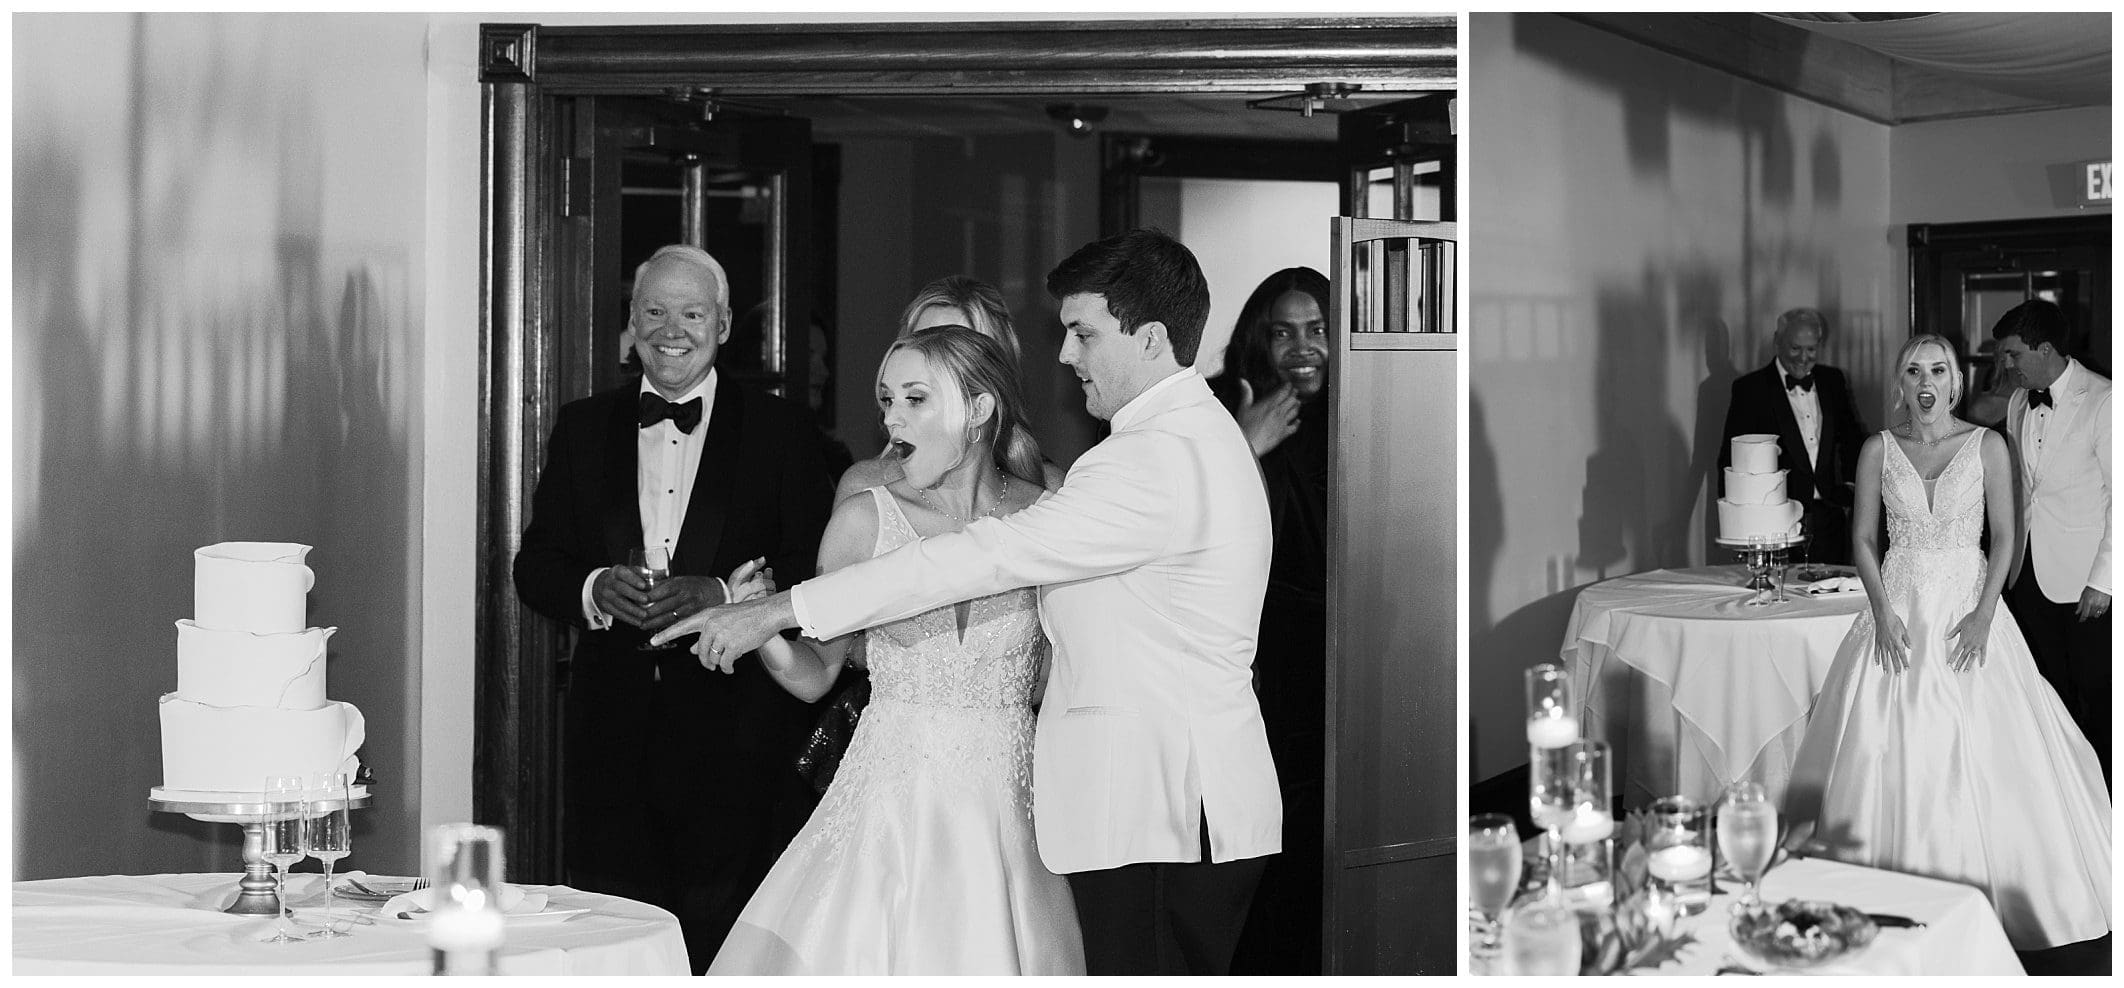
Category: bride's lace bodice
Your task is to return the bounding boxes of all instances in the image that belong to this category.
[1882,428,1987,552]
[778,488,1047,864]
[1877,428,1988,609]
[862,487,1046,709]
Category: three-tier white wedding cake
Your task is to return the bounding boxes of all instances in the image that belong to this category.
[1718,434,1804,542]
[156,542,364,796]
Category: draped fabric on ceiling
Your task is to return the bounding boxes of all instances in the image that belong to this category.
[1767,12,2112,106]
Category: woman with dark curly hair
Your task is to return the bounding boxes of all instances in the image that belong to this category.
[1209,266,1331,974]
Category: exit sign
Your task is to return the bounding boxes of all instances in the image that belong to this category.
[2082,160,2112,205]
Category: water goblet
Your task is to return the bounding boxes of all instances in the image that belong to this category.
[1467,814,1523,967]
[259,775,309,943]
[631,546,680,652]
[305,773,354,937]
[1503,899,1583,975]
[1717,781,1779,911]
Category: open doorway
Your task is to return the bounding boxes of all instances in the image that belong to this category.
[477,18,1456,974]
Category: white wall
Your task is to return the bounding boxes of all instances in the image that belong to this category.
[1158,177,1341,378]
[14,12,430,877]
[1467,13,1899,781]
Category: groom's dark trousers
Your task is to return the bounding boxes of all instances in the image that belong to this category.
[1066,815,1269,975]
[2006,549,2112,785]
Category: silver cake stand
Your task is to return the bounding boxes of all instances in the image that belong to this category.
[149,784,371,915]
[1716,534,1806,605]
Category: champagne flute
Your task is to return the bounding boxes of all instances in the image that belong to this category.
[260,776,309,943]
[1717,781,1778,911]
[1467,814,1523,966]
[305,773,354,937]
[631,546,680,652]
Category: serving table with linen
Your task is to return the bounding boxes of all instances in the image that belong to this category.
[12,873,689,975]
[1651,856,2023,975]
[1559,565,1869,808]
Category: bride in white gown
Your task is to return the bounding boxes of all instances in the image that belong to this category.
[705,327,1084,974]
[1784,334,2110,950]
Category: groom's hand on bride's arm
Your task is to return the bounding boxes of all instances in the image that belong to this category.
[651,591,800,673]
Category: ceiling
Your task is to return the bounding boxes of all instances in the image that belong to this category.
[1569,12,2110,123]
[1769,12,2110,108]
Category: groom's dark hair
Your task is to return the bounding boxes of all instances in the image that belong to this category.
[1990,297,2072,356]
[1045,228,1211,366]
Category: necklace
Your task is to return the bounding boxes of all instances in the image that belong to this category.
[1894,427,1954,450]
[918,472,1009,525]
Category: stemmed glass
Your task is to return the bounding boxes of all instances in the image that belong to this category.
[259,776,309,943]
[1717,781,1779,911]
[1524,664,1579,896]
[1503,899,1582,975]
[305,773,354,938]
[631,546,679,652]
[1467,814,1523,967]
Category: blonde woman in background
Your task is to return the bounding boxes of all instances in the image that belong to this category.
[834,276,1064,501]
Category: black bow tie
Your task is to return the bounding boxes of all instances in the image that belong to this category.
[2028,388,2053,410]
[638,392,703,433]
[1785,373,1814,393]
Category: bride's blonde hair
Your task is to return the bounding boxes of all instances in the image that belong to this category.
[1887,333,1965,425]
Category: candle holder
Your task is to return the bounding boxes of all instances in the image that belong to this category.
[1524,664,1580,898]
[1644,795,1712,917]
[427,823,508,975]
[1558,740,1614,911]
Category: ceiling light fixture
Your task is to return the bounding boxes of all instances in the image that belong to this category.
[1045,103,1109,137]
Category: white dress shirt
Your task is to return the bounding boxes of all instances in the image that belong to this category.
[579,370,719,628]
[1781,361,1822,472]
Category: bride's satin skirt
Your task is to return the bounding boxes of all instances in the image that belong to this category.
[1785,553,2111,950]
[708,699,1085,974]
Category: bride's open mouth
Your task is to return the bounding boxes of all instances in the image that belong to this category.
[889,438,916,459]
[1917,391,1937,410]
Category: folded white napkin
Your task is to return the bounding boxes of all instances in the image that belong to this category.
[1806,576,1865,595]
[382,884,547,918]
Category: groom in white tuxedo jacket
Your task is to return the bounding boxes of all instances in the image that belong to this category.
[1994,299,2111,782]
[656,229,1280,974]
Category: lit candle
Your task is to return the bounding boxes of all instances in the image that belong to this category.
[1560,807,1614,845]
[428,906,506,954]
[1526,714,1580,749]
[1647,844,1711,881]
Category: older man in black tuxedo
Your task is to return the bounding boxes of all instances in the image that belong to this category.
[513,244,833,972]
[1719,308,1866,565]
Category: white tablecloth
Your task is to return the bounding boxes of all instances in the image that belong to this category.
[1660,856,2024,975]
[12,873,690,975]
[1473,856,2025,975]
[1560,566,1871,807]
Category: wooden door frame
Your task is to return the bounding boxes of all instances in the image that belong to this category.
[475,12,1454,904]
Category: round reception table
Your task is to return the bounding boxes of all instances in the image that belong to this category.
[1559,565,1871,808]
[12,872,690,975]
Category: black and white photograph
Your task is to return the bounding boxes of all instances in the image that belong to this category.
[1465,12,2111,976]
[12,12,1456,976]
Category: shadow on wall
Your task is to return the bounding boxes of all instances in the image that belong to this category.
[1469,13,1890,780]
[12,16,419,881]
